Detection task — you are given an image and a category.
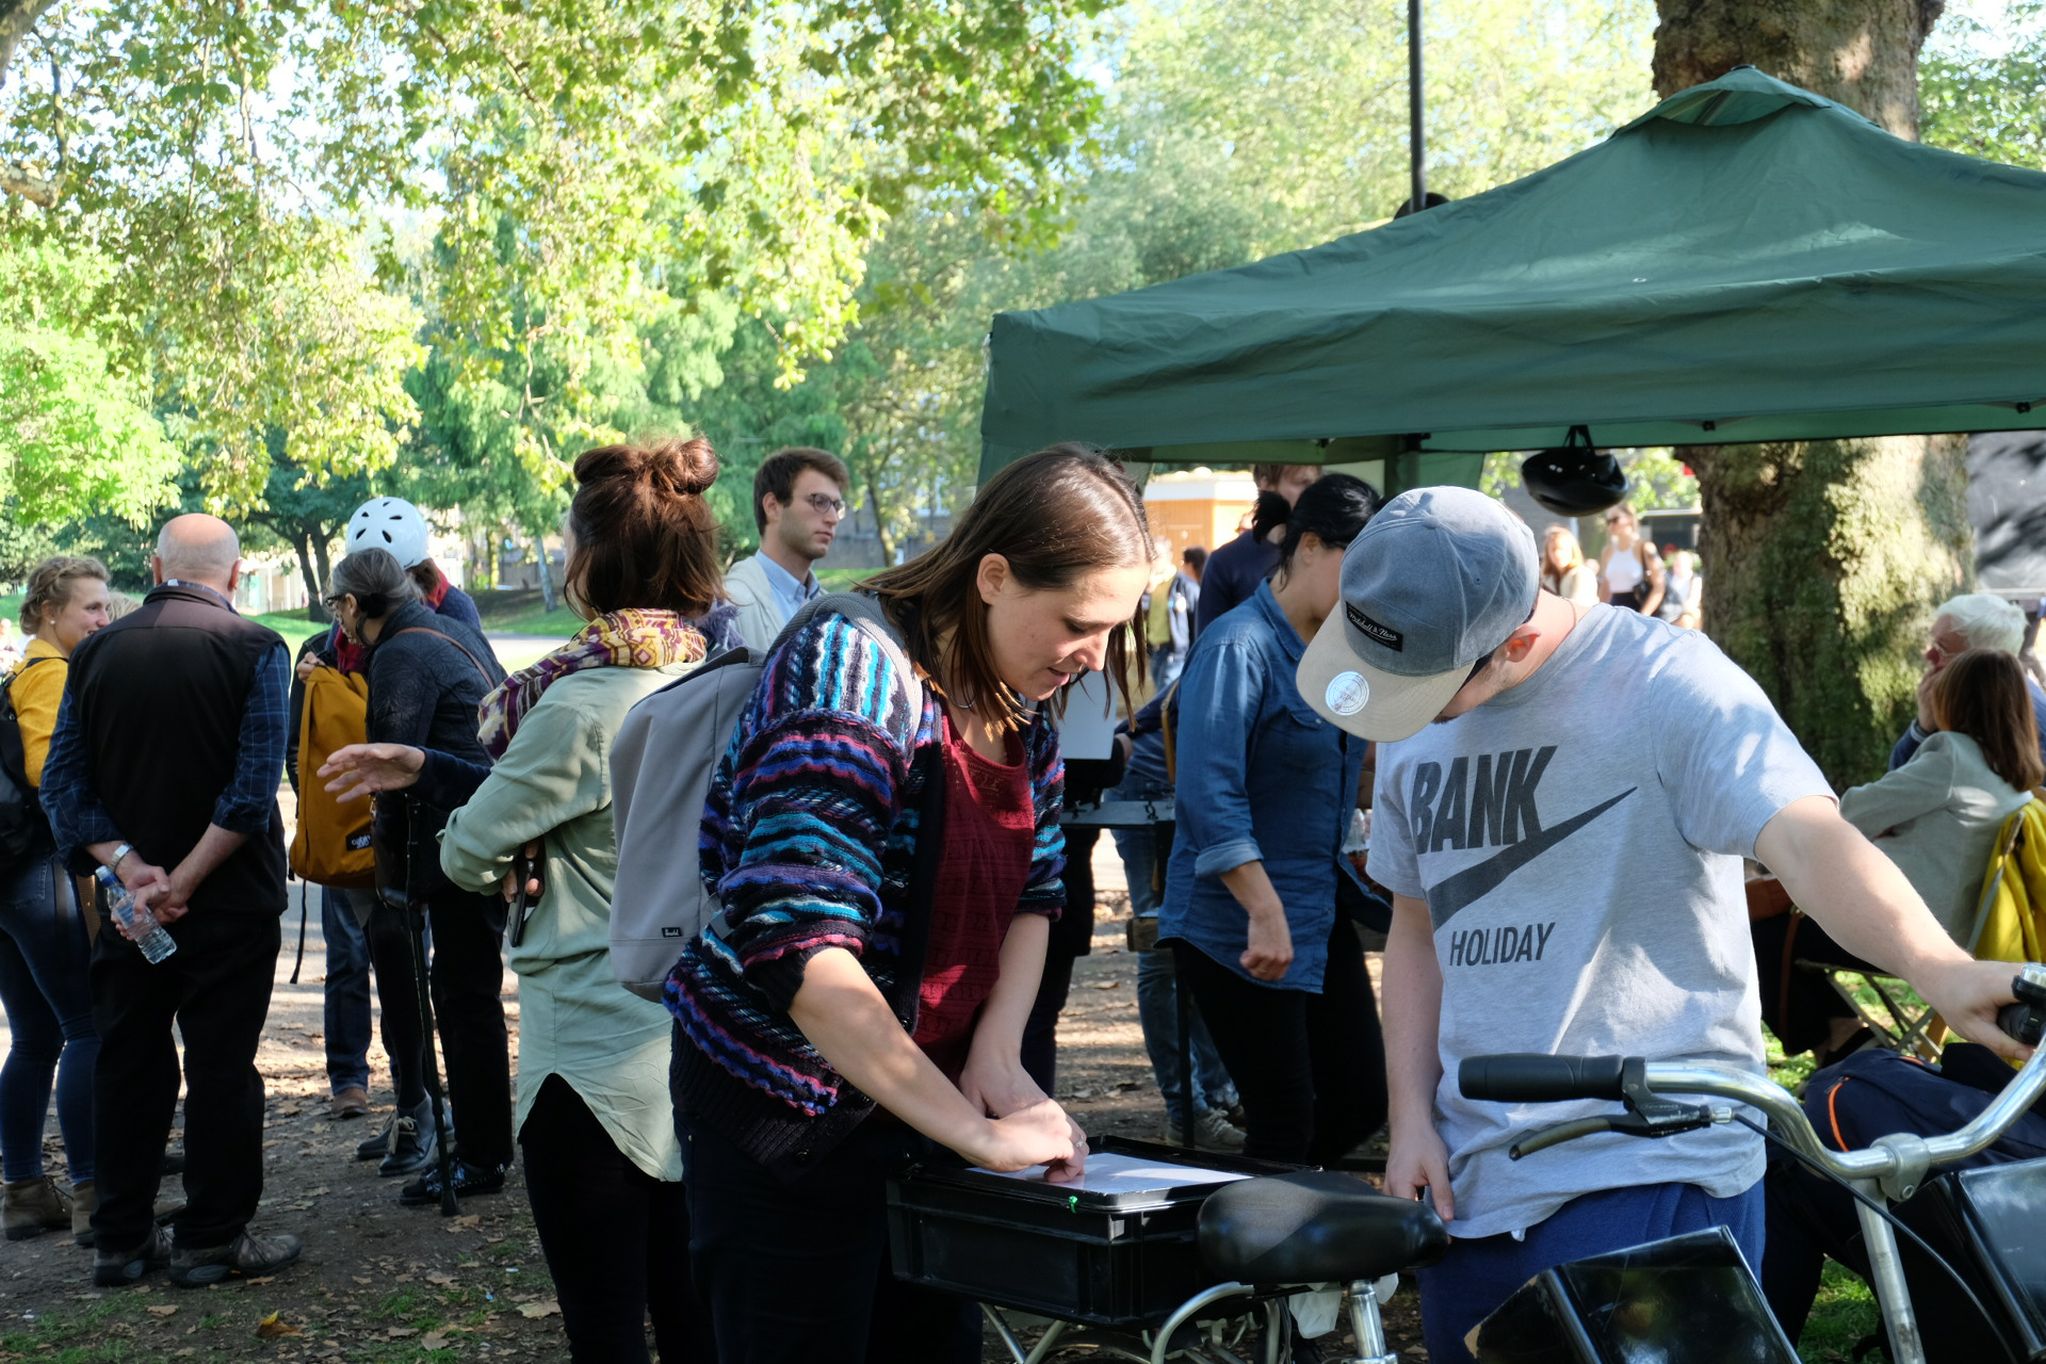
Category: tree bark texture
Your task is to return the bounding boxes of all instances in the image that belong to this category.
[1653,0,1972,786]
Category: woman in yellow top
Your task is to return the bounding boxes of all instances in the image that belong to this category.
[1,556,110,1244]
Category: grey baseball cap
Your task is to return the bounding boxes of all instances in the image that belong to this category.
[1297,486,1539,742]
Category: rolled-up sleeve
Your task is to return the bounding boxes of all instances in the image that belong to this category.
[1174,639,1268,878]
[214,643,289,833]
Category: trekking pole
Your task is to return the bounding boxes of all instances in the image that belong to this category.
[399,794,461,1217]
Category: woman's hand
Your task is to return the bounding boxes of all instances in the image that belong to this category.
[1241,907,1294,981]
[962,1098,1089,1182]
[958,1047,1048,1120]
[320,743,427,803]
[501,842,543,903]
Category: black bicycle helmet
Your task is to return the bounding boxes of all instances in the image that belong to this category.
[1521,428,1627,516]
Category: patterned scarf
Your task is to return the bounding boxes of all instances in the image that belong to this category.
[478,608,707,760]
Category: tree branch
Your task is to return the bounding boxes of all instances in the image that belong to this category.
[0,0,61,97]
[0,160,57,206]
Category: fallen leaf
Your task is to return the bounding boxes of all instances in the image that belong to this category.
[426,1271,455,1286]
[256,1312,303,1339]
[386,1325,419,1339]
[516,1299,561,1320]
[147,1305,178,1318]
[421,1330,452,1349]
[449,1214,481,1230]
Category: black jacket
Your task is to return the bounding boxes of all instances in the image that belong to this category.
[363,599,504,900]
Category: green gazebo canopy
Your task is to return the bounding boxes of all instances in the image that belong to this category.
[978,67,2046,484]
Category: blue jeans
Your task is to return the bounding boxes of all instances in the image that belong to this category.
[1108,778,1237,1127]
[1149,645,1185,694]
[1416,1179,1765,1363]
[321,885,374,1095]
[0,854,98,1184]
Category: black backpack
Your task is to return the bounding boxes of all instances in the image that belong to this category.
[0,657,55,863]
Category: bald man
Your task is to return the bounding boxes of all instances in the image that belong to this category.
[40,514,302,1287]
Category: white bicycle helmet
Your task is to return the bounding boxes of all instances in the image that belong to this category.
[346,497,431,569]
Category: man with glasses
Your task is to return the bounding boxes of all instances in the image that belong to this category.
[724,446,852,653]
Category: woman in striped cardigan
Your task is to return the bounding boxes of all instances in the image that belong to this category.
[666,445,1155,1364]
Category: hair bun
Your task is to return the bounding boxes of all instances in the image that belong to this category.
[574,437,719,500]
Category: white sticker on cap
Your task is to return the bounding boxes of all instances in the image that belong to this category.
[1325,671,1369,716]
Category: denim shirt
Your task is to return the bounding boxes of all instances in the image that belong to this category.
[1159,580,1363,992]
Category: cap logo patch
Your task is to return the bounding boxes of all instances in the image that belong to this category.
[1346,602,1404,651]
[1325,672,1370,716]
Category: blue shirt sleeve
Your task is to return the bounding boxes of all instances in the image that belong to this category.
[213,643,289,833]
[39,686,121,872]
[1890,722,1924,772]
[1172,638,1268,878]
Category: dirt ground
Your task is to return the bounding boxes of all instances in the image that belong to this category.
[0,838,1419,1363]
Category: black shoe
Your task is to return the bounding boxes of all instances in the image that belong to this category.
[169,1228,303,1288]
[399,1159,508,1206]
[379,1111,439,1178]
[356,1112,394,1162]
[92,1225,171,1286]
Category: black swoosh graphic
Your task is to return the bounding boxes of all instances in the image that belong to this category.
[1426,787,1637,930]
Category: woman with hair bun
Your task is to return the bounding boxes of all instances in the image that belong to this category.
[321,436,726,1362]
[667,443,1154,1363]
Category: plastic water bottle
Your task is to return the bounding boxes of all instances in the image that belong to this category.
[93,867,177,964]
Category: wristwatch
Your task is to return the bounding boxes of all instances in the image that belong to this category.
[109,842,135,873]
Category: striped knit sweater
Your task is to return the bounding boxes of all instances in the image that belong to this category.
[665,606,1067,1171]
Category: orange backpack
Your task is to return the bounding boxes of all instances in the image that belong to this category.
[289,665,375,888]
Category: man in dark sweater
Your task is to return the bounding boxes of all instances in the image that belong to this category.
[42,515,302,1289]
[1192,463,1320,638]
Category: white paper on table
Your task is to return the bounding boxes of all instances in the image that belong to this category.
[1051,671,1117,761]
[970,1151,1251,1196]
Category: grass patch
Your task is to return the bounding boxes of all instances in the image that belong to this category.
[479,603,584,637]
[1798,1262,1883,1362]
[250,610,328,650]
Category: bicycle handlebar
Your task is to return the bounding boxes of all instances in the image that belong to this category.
[1461,966,2046,1186]
[1457,1053,1629,1103]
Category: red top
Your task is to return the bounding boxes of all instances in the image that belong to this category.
[912,715,1036,1079]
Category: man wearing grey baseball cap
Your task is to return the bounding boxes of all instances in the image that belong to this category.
[1298,486,2032,1362]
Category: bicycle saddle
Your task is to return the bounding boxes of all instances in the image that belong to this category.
[1198,1172,1450,1285]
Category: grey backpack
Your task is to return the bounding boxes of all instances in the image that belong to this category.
[608,592,924,1001]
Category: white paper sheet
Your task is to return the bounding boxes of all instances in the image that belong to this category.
[1052,671,1117,761]
[970,1151,1251,1196]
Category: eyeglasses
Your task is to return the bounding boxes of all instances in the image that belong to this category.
[803,493,846,516]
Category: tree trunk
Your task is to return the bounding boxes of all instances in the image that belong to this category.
[311,526,334,620]
[866,480,894,566]
[534,530,557,611]
[291,530,331,623]
[1653,0,1971,786]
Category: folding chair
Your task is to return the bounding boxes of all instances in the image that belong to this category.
[1800,797,2044,1061]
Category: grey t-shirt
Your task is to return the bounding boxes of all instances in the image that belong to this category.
[1369,605,1832,1238]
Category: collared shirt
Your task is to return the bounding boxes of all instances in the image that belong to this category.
[40,587,291,858]
[756,551,822,624]
[1158,580,1363,992]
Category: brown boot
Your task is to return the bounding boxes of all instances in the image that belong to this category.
[71,1182,96,1247]
[3,1176,73,1242]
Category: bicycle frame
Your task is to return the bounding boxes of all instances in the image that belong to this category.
[1622,1041,2046,1364]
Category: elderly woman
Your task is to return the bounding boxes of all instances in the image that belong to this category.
[324,546,511,1202]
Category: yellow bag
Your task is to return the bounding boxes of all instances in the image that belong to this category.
[289,665,375,888]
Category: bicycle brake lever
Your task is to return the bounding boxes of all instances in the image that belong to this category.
[1510,1103,1730,1160]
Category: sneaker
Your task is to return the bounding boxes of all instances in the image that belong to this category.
[3,1175,73,1242]
[1162,1108,1248,1151]
[378,1104,437,1179]
[330,1086,371,1121]
[399,1159,508,1207]
[71,1181,96,1247]
[356,1112,394,1161]
[168,1229,302,1288]
[92,1225,171,1286]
